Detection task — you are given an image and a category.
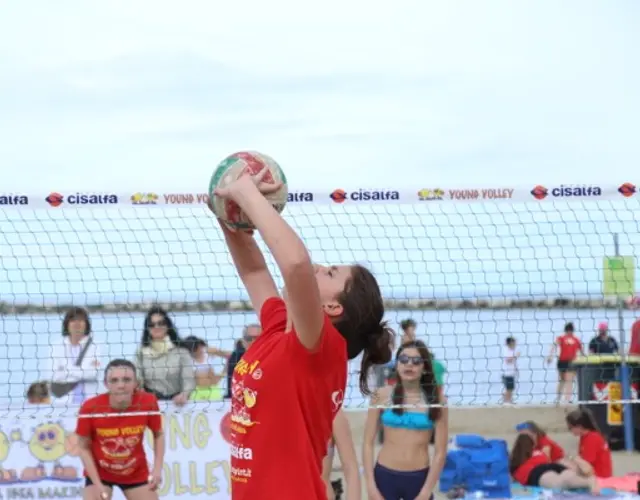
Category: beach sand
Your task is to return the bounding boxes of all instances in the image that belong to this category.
[333,407,639,499]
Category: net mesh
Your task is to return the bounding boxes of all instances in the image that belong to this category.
[1,196,640,417]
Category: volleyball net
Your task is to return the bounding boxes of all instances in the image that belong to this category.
[1,184,639,418]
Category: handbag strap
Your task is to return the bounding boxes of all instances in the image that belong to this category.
[74,337,93,367]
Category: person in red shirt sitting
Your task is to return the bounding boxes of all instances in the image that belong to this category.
[546,322,584,404]
[510,434,598,492]
[210,168,393,499]
[566,409,613,478]
[516,421,565,462]
[76,359,164,500]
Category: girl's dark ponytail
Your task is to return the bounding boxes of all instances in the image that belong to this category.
[358,322,394,395]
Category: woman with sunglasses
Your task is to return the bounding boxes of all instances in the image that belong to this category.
[363,340,449,500]
[135,306,195,406]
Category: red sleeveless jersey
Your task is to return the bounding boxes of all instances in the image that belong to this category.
[557,334,581,361]
[229,297,347,500]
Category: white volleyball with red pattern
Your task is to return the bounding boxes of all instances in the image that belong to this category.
[209,151,288,231]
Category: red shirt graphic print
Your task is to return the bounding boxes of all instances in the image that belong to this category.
[76,391,162,484]
[229,297,347,500]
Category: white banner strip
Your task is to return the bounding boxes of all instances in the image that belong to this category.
[0,402,233,499]
[0,183,637,209]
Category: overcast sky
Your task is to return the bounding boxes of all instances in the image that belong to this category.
[0,0,638,194]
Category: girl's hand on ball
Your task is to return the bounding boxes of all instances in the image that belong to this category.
[214,166,283,201]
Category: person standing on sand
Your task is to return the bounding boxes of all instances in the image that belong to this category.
[502,337,519,404]
[363,341,448,500]
[546,322,584,404]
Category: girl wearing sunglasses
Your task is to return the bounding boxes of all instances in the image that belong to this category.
[363,340,449,500]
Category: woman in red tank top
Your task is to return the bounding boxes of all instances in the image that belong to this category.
[210,168,393,500]
[510,435,598,492]
[566,409,613,478]
[517,421,565,462]
[546,322,584,405]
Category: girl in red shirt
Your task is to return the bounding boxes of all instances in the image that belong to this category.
[517,421,565,462]
[510,435,598,492]
[566,409,613,478]
[210,166,393,500]
[546,322,584,404]
[76,359,164,500]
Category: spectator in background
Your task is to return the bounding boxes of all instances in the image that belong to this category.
[588,322,619,355]
[627,296,640,356]
[27,382,51,405]
[135,306,195,406]
[363,340,448,500]
[400,319,417,344]
[378,321,447,445]
[631,320,640,356]
[565,408,613,478]
[50,307,101,406]
[502,337,519,404]
[546,322,584,405]
[183,336,228,401]
[225,324,261,398]
[397,319,446,386]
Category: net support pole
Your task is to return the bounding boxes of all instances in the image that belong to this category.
[613,233,635,452]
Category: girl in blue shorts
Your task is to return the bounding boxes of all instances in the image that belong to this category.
[363,340,449,500]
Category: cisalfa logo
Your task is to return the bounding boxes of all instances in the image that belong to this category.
[330,189,347,203]
[530,185,548,200]
[618,183,636,198]
[45,192,64,207]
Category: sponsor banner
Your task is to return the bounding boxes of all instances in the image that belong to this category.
[0,184,636,209]
[592,381,640,426]
[607,382,623,426]
[592,381,640,401]
[0,403,232,499]
[45,193,119,208]
[329,189,400,203]
[160,192,317,205]
[0,194,29,206]
[447,188,514,201]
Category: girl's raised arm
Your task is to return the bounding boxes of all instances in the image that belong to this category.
[217,220,279,314]
[214,171,324,350]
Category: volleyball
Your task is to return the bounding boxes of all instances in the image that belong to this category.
[209,151,288,231]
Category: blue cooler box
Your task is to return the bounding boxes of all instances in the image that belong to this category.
[440,434,511,499]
